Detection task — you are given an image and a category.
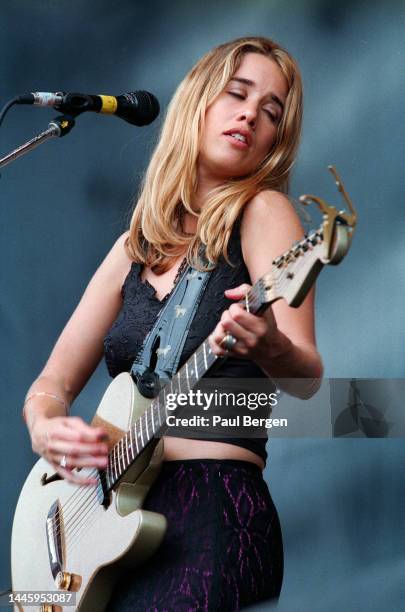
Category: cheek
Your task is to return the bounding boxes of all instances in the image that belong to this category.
[260,126,278,155]
[200,112,218,151]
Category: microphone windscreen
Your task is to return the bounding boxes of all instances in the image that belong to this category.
[121,91,160,126]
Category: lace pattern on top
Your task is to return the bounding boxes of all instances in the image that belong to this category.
[103,219,270,461]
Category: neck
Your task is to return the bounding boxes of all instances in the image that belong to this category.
[193,165,223,212]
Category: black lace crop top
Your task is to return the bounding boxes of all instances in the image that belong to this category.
[104,219,273,463]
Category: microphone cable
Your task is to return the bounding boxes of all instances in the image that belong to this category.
[0,96,20,128]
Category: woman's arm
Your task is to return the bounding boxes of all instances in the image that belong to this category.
[209,190,323,398]
[25,231,133,483]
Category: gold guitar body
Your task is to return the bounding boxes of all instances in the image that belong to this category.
[11,373,167,612]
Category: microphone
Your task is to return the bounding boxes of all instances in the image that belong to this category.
[15,90,160,126]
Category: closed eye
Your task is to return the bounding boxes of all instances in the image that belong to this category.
[228,91,245,99]
[264,109,278,123]
[229,91,279,123]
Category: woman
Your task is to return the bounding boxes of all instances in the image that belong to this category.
[24,37,323,610]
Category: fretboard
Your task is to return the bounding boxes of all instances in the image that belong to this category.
[104,228,324,490]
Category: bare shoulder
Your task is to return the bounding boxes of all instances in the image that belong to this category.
[106,230,132,265]
[242,190,303,239]
[39,231,134,398]
[241,190,304,282]
[96,230,133,292]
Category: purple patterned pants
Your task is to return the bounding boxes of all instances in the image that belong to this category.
[107,459,283,611]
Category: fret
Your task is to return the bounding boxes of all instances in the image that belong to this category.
[156,398,162,427]
[194,352,198,378]
[125,435,130,465]
[133,423,139,454]
[129,424,135,460]
[112,445,118,482]
[117,439,123,474]
[202,342,208,370]
[115,444,120,480]
[145,409,150,440]
[151,407,156,434]
[139,414,144,448]
[185,362,191,391]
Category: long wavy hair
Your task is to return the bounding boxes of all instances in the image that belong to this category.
[126,36,303,272]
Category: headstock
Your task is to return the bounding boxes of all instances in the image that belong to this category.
[246,166,357,311]
[299,165,357,264]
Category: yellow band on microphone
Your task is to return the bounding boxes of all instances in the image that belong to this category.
[99,95,118,114]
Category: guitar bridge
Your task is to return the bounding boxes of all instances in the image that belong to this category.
[46,500,65,583]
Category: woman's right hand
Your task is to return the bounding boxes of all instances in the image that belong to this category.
[30,415,109,485]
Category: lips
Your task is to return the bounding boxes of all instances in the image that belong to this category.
[223,128,252,147]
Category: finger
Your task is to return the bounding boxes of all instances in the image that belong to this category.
[65,417,109,441]
[224,283,251,300]
[51,462,99,486]
[47,438,109,458]
[222,304,266,334]
[48,421,108,449]
[209,323,229,357]
[220,312,256,347]
[46,417,108,443]
[230,303,271,334]
[53,453,108,470]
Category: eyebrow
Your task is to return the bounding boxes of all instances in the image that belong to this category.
[229,77,285,112]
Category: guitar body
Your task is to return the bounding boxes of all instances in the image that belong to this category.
[11,168,357,611]
[11,373,167,612]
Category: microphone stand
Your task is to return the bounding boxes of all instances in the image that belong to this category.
[0,115,75,169]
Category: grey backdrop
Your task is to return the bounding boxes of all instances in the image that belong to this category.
[1,1,404,610]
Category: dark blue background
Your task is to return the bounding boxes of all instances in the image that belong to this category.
[1,1,404,609]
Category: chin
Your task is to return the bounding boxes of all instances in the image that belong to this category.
[214,159,252,180]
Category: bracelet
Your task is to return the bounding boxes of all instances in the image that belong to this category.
[22,391,69,422]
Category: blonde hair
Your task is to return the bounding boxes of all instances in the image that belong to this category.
[127,36,303,272]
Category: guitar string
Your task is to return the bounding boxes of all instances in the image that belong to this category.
[51,245,319,544]
[52,472,98,527]
[51,252,306,543]
[59,485,99,545]
[57,285,264,528]
[65,501,106,555]
[53,255,303,544]
[53,475,99,540]
[55,270,294,548]
[57,285,271,544]
[100,241,319,476]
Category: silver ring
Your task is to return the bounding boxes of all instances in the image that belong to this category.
[220,333,237,352]
[59,455,67,468]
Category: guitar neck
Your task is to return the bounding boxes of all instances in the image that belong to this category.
[104,229,325,489]
[103,164,358,490]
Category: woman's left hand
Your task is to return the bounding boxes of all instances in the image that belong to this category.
[208,283,279,362]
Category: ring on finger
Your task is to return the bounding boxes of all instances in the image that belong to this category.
[220,333,237,352]
[59,455,68,468]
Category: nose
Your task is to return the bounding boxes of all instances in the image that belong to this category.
[237,103,257,129]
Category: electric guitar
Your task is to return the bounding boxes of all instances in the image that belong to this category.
[11,167,357,611]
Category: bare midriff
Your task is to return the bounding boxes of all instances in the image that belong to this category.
[141,256,265,472]
[162,436,265,470]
